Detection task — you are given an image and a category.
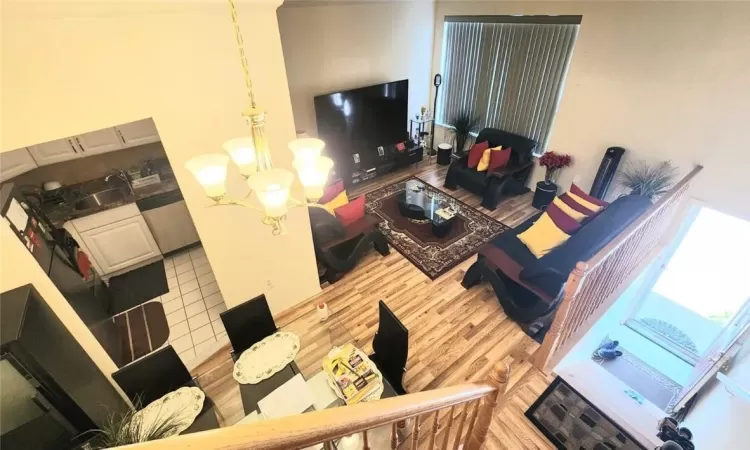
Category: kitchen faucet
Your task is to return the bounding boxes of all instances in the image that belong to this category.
[105,169,134,195]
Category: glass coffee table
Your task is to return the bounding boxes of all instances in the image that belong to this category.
[397,179,457,237]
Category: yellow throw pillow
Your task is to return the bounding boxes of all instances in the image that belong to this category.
[517,212,571,258]
[567,191,602,212]
[552,197,587,222]
[476,146,502,171]
[323,190,348,214]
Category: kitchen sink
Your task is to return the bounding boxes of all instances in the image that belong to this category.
[74,188,131,211]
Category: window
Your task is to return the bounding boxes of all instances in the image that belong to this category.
[437,16,581,154]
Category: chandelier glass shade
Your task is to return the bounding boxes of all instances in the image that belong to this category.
[222,137,257,177]
[184,0,334,235]
[185,154,230,200]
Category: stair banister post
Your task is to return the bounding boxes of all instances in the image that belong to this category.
[466,362,510,450]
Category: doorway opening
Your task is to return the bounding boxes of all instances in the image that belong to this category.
[624,204,750,365]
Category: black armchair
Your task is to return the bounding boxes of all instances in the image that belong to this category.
[309,207,389,284]
[444,128,537,210]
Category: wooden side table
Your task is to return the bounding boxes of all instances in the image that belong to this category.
[532,181,558,210]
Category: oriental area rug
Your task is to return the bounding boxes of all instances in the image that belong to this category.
[364,177,509,279]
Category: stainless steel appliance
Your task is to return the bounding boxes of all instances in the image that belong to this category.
[137,190,200,255]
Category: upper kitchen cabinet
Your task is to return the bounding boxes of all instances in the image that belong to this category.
[74,127,124,155]
[26,119,162,167]
[28,137,81,165]
[0,148,38,182]
[115,119,160,147]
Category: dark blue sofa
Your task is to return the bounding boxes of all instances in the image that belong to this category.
[462,194,652,336]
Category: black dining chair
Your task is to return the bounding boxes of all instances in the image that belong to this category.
[111,345,219,433]
[219,294,277,360]
[368,300,409,395]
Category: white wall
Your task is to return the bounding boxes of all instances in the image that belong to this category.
[277,0,435,137]
[2,0,321,314]
[431,1,750,221]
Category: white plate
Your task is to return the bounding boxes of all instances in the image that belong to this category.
[233,332,301,384]
[133,386,205,438]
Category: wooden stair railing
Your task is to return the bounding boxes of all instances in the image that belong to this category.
[533,165,703,373]
[116,362,510,450]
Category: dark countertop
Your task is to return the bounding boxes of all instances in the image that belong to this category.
[42,177,181,227]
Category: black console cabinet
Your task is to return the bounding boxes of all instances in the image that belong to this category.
[350,145,423,186]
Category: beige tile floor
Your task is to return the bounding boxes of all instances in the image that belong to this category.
[160,246,229,365]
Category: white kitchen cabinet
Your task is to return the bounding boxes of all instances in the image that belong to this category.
[66,204,162,276]
[74,127,123,155]
[79,215,161,275]
[0,148,38,182]
[115,119,160,147]
[28,138,81,165]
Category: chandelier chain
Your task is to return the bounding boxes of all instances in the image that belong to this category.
[228,0,256,108]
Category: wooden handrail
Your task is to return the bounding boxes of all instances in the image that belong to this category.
[533,165,703,373]
[585,165,703,271]
[116,363,510,450]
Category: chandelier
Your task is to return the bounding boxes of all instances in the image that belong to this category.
[185,0,334,235]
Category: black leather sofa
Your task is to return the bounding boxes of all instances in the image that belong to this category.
[462,194,653,337]
[443,128,537,209]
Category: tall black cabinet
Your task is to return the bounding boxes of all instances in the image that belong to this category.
[0,284,128,449]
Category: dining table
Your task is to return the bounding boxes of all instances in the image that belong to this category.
[236,305,399,418]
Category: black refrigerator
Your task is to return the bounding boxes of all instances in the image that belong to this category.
[0,285,129,449]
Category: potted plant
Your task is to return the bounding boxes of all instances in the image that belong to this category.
[447,109,480,155]
[618,160,677,201]
[538,151,572,185]
[80,403,183,449]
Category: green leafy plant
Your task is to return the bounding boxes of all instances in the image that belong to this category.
[618,160,678,200]
[82,399,184,449]
[447,109,481,155]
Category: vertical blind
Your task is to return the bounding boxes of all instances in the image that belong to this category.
[438,19,580,153]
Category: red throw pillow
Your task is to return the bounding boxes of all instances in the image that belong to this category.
[467,141,489,168]
[334,195,366,227]
[318,180,345,204]
[559,193,595,216]
[488,147,512,172]
[545,201,581,234]
[570,183,609,208]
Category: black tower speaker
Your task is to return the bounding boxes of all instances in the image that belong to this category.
[430,74,442,153]
[589,146,625,199]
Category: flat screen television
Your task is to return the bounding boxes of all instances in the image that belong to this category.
[314,80,409,181]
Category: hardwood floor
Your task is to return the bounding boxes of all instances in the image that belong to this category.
[193,162,555,449]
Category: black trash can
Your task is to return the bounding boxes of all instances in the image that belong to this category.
[532,181,558,210]
[437,143,453,166]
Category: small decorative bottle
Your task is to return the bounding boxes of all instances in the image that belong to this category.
[316,301,330,322]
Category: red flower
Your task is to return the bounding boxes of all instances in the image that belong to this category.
[539,151,572,170]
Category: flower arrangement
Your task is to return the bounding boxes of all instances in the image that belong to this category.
[538,151,572,184]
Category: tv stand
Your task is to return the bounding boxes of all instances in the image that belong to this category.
[350,145,423,186]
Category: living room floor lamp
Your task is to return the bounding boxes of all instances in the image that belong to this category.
[185,0,334,236]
